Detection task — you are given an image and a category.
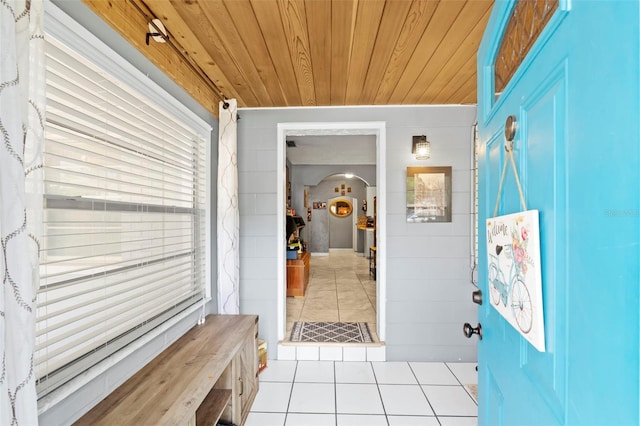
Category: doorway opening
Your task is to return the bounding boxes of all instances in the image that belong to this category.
[276,122,386,344]
[287,173,377,341]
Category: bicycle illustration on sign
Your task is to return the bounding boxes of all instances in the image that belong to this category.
[488,244,532,333]
[486,210,545,352]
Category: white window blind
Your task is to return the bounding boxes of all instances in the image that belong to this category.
[36,35,208,397]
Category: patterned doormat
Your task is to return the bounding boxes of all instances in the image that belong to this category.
[289,321,374,343]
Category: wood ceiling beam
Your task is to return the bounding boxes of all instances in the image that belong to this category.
[82,0,222,117]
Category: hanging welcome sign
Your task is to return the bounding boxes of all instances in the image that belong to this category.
[487,115,545,352]
[486,210,545,352]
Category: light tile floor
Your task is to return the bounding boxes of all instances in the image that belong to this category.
[248,360,477,426]
[287,251,377,340]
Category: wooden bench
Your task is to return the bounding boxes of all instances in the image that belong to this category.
[75,315,259,426]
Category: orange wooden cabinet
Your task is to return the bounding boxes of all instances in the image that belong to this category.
[286,251,310,297]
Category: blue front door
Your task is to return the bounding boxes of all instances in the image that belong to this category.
[477,1,639,425]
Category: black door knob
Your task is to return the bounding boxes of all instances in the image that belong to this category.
[463,322,482,340]
[472,289,482,305]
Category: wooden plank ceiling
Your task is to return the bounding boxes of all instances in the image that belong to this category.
[83,0,494,116]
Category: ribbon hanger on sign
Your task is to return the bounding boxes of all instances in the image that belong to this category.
[493,115,527,217]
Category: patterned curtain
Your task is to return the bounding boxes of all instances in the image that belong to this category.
[0,0,45,424]
[217,99,239,314]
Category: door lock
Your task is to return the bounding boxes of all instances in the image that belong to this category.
[472,289,482,305]
[463,322,482,340]
[504,115,517,141]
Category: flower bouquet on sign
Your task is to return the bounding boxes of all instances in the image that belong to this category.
[486,210,545,352]
[509,216,533,277]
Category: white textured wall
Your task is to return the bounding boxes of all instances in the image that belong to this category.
[237,106,478,361]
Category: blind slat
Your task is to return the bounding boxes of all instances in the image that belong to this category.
[46,59,200,156]
[36,269,196,339]
[45,125,199,182]
[35,290,201,373]
[40,246,195,283]
[35,293,201,378]
[44,150,196,191]
[38,260,196,309]
[45,103,197,167]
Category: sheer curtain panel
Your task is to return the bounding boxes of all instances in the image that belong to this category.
[217,99,239,314]
[0,0,45,424]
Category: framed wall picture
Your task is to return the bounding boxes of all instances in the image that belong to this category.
[334,187,339,192]
[406,166,452,222]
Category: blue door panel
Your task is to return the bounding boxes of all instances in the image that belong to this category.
[484,368,504,426]
[478,1,639,425]
[520,71,567,420]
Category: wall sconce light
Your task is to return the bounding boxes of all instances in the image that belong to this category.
[412,135,431,160]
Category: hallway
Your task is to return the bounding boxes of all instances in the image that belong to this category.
[286,251,377,340]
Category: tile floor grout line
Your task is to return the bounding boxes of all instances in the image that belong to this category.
[283,360,299,425]
[369,361,391,425]
[445,362,479,407]
[408,361,440,422]
[445,362,466,386]
[356,267,377,313]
